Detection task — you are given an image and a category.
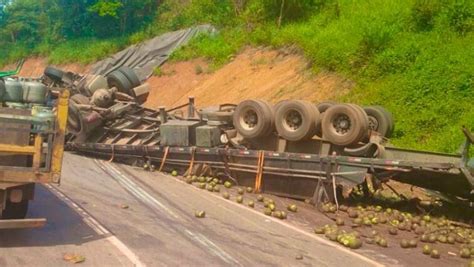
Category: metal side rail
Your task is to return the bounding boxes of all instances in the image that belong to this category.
[67,142,474,202]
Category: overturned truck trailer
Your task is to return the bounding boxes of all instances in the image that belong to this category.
[63,89,474,204]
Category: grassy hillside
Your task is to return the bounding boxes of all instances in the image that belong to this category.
[1,0,473,153]
[168,0,474,153]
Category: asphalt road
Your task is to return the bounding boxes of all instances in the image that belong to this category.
[0,153,384,266]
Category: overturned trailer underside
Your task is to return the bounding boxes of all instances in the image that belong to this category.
[65,97,474,205]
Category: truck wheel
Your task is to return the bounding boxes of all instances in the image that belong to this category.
[322,104,367,146]
[44,66,65,82]
[274,99,289,114]
[316,101,336,113]
[67,94,90,135]
[348,104,369,142]
[118,66,141,88]
[376,106,394,137]
[1,200,29,219]
[363,106,391,137]
[233,99,274,139]
[275,100,320,141]
[107,70,134,97]
[315,101,336,137]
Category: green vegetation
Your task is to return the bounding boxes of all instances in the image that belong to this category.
[167,0,474,153]
[0,0,472,152]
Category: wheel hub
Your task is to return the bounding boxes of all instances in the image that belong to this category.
[242,110,258,130]
[284,110,303,131]
[368,116,379,131]
[333,114,351,135]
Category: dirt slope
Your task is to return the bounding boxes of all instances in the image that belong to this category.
[4,48,354,109]
[144,47,354,109]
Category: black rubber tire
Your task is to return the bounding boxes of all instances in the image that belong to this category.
[348,104,370,142]
[1,200,29,219]
[70,94,90,105]
[274,99,289,114]
[322,104,367,146]
[118,66,141,88]
[375,106,394,137]
[44,66,65,82]
[233,99,274,139]
[315,101,336,137]
[316,101,336,113]
[67,94,90,134]
[107,70,134,96]
[363,106,391,137]
[275,100,320,141]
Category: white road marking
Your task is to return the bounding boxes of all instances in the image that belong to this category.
[46,184,146,267]
[94,159,241,266]
[185,230,242,266]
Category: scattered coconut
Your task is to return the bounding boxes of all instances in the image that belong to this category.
[236,196,243,204]
[287,204,298,212]
[248,201,255,208]
[430,249,440,259]
[195,210,206,218]
[223,192,230,199]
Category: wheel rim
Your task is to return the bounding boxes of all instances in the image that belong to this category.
[239,108,259,131]
[283,109,303,132]
[332,114,352,135]
[367,115,379,131]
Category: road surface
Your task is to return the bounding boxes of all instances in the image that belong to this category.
[0,153,391,266]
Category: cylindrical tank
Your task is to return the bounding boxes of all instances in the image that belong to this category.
[4,78,23,102]
[21,78,47,104]
[32,106,55,131]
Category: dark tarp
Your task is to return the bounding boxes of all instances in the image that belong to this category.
[91,25,216,82]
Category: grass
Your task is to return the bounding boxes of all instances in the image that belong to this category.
[169,0,474,153]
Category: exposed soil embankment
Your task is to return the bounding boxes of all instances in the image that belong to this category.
[5,47,354,109]
[144,48,354,109]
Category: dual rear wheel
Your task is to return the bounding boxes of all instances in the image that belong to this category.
[233,99,394,146]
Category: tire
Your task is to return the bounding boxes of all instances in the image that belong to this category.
[274,99,289,114]
[107,70,135,97]
[322,104,368,146]
[1,200,29,219]
[70,94,90,105]
[44,66,65,82]
[363,106,391,137]
[348,104,370,142]
[233,99,274,139]
[67,94,90,134]
[118,66,141,88]
[316,101,336,113]
[376,106,394,137]
[315,101,336,137]
[275,100,320,141]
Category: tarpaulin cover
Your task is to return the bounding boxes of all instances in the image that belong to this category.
[91,25,216,82]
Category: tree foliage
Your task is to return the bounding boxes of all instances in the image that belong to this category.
[0,0,158,45]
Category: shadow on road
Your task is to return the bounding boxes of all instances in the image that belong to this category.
[0,185,106,248]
